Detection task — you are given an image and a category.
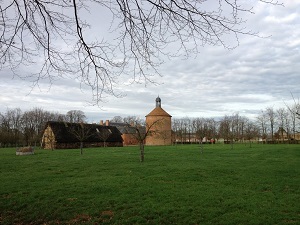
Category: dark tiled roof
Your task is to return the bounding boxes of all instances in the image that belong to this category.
[44,121,123,143]
[110,122,146,134]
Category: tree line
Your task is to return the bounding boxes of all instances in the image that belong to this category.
[171,105,300,144]
[1,100,299,148]
[0,108,86,147]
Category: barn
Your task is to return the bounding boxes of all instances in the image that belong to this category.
[41,121,123,149]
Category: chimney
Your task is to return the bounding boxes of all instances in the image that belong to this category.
[100,120,103,125]
[105,120,109,126]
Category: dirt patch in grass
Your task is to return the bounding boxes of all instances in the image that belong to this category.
[69,214,92,224]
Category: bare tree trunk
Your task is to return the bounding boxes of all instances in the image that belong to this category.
[200,140,203,154]
[80,142,83,155]
[140,142,145,162]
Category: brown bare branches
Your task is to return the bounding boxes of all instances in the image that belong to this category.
[0,0,282,104]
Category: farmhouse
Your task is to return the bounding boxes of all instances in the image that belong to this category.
[108,121,146,146]
[41,121,123,149]
[145,96,172,145]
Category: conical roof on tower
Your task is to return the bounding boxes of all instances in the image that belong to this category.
[146,96,171,117]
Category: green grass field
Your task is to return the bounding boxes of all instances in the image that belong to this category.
[1,144,299,225]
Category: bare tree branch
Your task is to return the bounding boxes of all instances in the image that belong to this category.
[0,0,282,104]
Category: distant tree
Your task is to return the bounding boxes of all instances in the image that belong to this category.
[182,117,192,143]
[125,117,161,162]
[96,127,112,147]
[0,107,90,147]
[229,115,237,149]
[67,122,93,155]
[0,0,282,103]
[230,113,247,144]
[21,110,36,146]
[123,116,144,125]
[276,107,288,142]
[219,115,231,144]
[196,118,205,152]
[266,107,276,142]
[236,115,245,142]
[0,112,12,147]
[289,94,300,120]
[172,118,184,144]
[244,120,259,148]
[7,108,22,144]
[285,93,300,140]
[256,110,268,143]
[66,110,86,123]
[21,108,51,146]
[1,108,23,146]
[110,116,123,123]
[207,118,219,142]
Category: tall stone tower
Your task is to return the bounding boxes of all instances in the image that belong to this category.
[145,96,172,145]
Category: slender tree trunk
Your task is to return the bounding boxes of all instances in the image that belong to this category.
[200,140,203,154]
[140,142,144,162]
[80,142,83,155]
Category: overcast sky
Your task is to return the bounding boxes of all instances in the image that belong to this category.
[1,1,300,122]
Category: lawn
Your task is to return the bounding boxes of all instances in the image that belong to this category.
[0,144,299,224]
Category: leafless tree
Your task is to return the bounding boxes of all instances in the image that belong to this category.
[219,115,231,144]
[229,113,249,143]
[244,119,259,148]
[206,118,218,143]
[171,117,219,150]
[276,107,288,142]
[0,107,70,147]
[125,116,162,162]
[21,110,36,146]
[171,118,182,144]
[192,118,202,143]
[66,110,86,123]
[67,122,93,154]
[181,117,191,143]
[266,107,276,142]
[256,110,268,143]
[0,109,20,146]
[20,107,52,146]
[4,108,23,146]
[0,0,282,103]
[236,115,247,142]
[110,116,123,123]
[123,116,144,125]
[193,117,206,152]
[0,112,9,147]
[285,93,300,140]
[96,127,112,147]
